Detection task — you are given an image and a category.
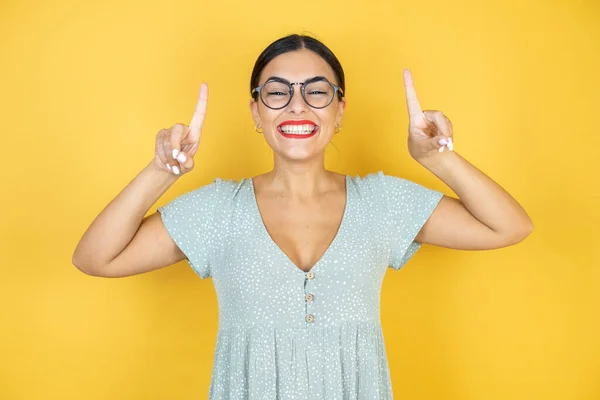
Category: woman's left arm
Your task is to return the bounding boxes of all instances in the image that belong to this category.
[416,152,534,250]
[403,69,533,250]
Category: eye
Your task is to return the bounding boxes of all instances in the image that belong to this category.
[267,91,288,96]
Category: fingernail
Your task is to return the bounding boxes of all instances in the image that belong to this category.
[177,153,187,163]
[172,149,179,159]
[172,166,180,175]
[448,138,454,151]
[166,163,171,170]
[438,138,448,145]
[439,146,445,152]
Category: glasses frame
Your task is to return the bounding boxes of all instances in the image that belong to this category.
[252,77,344,110]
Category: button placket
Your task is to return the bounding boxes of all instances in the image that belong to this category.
[304,271,316,325]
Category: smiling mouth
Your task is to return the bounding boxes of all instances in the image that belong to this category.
[277,124,319,138]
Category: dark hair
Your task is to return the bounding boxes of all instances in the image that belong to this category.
[250,34,345,100]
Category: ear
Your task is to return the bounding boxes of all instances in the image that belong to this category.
[335,97,346,128]
[249,98,260,127]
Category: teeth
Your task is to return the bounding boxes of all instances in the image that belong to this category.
[280,124,316,134]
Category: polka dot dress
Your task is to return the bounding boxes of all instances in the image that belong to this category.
[158,171,443,399]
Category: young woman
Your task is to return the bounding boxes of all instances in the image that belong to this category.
[73,34,533,399]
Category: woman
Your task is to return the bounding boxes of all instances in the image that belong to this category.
[73,34,533,399]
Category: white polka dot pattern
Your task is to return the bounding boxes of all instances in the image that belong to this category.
[158,171,443,399]
[379,172,445,270]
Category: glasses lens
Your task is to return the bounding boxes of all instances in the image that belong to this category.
[304,80,334,108]
[261,81,291,109]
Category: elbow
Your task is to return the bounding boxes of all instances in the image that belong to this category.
[519,218,534,240]
[72,251,92,276]
[72,251,104,277]
[505,219,534,246]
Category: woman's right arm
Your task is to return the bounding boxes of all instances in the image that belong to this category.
[72,84,209,278]
[72,160,183,278]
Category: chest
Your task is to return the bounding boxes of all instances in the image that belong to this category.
[256,193,346,273]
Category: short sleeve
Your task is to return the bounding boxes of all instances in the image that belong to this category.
[157,179,224,279]
[376,171,444,270]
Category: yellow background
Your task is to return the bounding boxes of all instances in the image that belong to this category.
[1,0,598,398]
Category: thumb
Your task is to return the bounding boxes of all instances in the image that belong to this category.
[429,135,450,153]
[424,135,448,152]
[179,142,198,171]
[181,155,195,171]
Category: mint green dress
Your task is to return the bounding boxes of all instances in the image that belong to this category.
[158,171,443,399]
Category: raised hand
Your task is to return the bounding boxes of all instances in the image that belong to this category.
[403,69,454,162]
[153,83,209,175]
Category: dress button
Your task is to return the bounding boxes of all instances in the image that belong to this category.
[305,293,314,302]
[306,271,315,280]
[305,314,315,323]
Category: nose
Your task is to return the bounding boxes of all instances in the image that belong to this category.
[286,87,308,114]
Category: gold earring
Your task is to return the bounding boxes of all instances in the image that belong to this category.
[334,125,342,134]
[255,124,263,134]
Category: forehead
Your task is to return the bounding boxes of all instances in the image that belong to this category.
[259,49,337,84]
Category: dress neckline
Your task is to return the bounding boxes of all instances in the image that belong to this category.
[248,174,350,276]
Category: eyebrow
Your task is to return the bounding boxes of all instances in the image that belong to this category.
[264,75,328,84]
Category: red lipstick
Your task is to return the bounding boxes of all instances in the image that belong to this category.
[277,120,319,139]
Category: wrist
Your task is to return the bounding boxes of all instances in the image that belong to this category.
[416,151,458,175]
[145,160,180,185]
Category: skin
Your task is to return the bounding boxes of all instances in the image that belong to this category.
[72,49,533,278]
[249,49,345,168]
[248,49,349,271]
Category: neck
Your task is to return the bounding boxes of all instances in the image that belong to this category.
[262,154,334,199]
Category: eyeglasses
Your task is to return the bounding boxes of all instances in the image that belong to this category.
[252,77,344,110]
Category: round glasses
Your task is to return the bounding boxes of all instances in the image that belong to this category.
[252,77,344,110]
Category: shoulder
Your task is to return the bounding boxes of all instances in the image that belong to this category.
[347,170,411,196]
[187,176,246,198]
[348,170,443,210]
[349,170,438,193]
[158,176,248,216]
[347,170,384,193]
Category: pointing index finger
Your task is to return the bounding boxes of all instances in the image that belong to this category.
[403,69,423,121]
[189,82,208,140]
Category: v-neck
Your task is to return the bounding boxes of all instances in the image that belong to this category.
[248,174,350,276]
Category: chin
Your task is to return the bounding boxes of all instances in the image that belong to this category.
[264,137,327,161]
[275,148,324,162]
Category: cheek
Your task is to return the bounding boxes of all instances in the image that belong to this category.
[316,110,338,127]
[258,107,279,124]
